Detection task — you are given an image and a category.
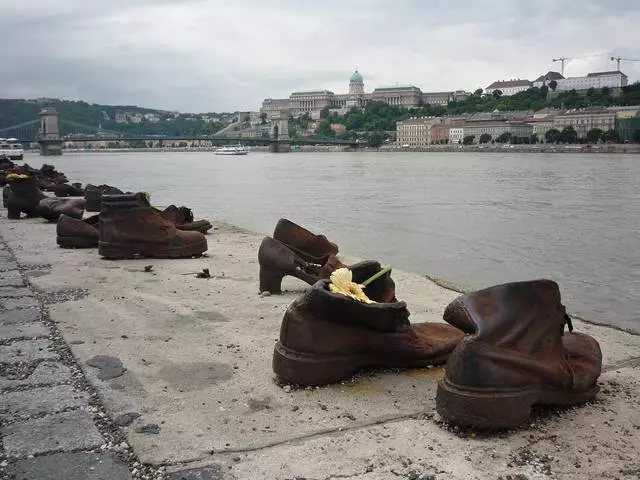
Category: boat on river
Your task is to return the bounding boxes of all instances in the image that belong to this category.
[214,145,250,156]
[0,138,24,160]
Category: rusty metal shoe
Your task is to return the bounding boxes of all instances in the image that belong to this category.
[436,279,602,430]
[36,197,85,222]
[273,218,339,262]
[161,205,213,234]
[258,236,344,294]
[56,214,99,248]
[54,182,85,198]
[98,192,207,259]
[6,175,46,219]
[85,184,124,212]
[272,263,464,386]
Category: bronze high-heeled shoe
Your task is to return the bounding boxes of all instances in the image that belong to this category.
[258,236,343,294]
[273,218,339,263]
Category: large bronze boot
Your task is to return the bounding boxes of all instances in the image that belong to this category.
[273,263,463,386]
[436,279,602,430]
[98,192,207,259]
[5,175,46,219]
[273,218,339,262]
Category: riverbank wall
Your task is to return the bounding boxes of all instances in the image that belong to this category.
[1,214,639,479]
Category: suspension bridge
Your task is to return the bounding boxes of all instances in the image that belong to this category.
[0,109,358,155]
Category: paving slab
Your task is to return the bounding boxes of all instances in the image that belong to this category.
[2,410,104,457]
[1,296,39,310]
[1,384,89,419]
[0,338,58,363]
[0,307,41,325]
[0,321,49,341]
[0,269,23,286]
[0,286,32,297]
[2,217,640,478]
[0,361,72,391]
[8,452,132,480]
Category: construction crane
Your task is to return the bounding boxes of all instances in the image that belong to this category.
[610,56,640,70]
[552,54,604,75]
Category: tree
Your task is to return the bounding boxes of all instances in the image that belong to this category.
[548,80,558,91]
[474,88,483,96]
[496,132,512,143]
[479,133,492,144]
[462,135,475,145]
[560,126,578,144]
[545,128,561,143]
[316,119,334,137]
[319,106,330,119]
[492,89,503,99]
[586,128,604,143]
[633,129,640,143]
[367,130,386,147]
[259,112,267,124]
[601,86,611,97]
[601,129,619,143]
[531,133,539,144]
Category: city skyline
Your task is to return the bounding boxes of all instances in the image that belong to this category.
[1,0,639,112]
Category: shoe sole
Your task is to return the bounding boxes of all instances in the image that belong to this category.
[57,235,98,249]
[436,377,599,430]
[273,341,450,386]
[98,238,207,259]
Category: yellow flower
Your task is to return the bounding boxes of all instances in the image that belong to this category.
[329,268,374,304]
[6,173,30,180]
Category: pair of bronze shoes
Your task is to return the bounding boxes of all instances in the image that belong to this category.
[56,195,212,250]
[269,228,602,430]
[258,218,343,294]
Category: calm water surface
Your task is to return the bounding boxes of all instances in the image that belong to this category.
[39,151,640,332]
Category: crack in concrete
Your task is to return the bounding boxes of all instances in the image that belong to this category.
[603,355,640,372]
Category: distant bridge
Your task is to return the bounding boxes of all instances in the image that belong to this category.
[0,112,359,155]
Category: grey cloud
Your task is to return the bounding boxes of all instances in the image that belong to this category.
[0,0,638,111]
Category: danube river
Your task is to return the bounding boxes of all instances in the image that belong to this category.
[43,151,639,332]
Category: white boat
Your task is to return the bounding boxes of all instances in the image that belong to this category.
[0,138,24,160]
[214,145,250,155]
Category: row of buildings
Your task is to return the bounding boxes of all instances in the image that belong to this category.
[396,106,640,146]
[485,70,628,96]
[261,71,471,119]
[261,68,631,120]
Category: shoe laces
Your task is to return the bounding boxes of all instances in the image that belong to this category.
[563,312,574,333]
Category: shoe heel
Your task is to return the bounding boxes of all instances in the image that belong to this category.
[436,379,534,430]
[259,268,285,294]
[7,205,20,220]
[273,342,365,386]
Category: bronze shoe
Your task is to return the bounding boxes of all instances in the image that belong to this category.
[56,214,99,248]
[436,279,602,430]
[258,236,343,294]
[161,205,213,234]
[273,263,464,386]
[273,218,339,262]
[98,193,207,259]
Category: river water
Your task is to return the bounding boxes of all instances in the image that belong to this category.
[37,151,640,332]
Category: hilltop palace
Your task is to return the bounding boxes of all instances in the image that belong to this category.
[260,70,470,120]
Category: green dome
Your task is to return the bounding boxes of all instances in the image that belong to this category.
[350,70,363,82]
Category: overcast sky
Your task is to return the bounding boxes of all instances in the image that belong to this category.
[1,0,639,112]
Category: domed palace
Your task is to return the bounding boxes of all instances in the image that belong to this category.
[260,70,470,119]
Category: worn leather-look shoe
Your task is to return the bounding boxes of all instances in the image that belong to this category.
[162,205,213,234]
[6,176,46,219]
[273,218,339,262]
[273,263,463,386]
[56,214,99,248]
[54,182,85,197]
[99,192,207,259]
[436,279,602,430]
[36,197,85,222]
[258,236,343,294]
[85,184,124,212]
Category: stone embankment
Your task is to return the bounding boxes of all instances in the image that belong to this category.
[1,216,640,479]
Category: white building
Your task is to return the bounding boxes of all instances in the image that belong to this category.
[485,79,532,96]
[555,71,628,91]
[449,127,464,144]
